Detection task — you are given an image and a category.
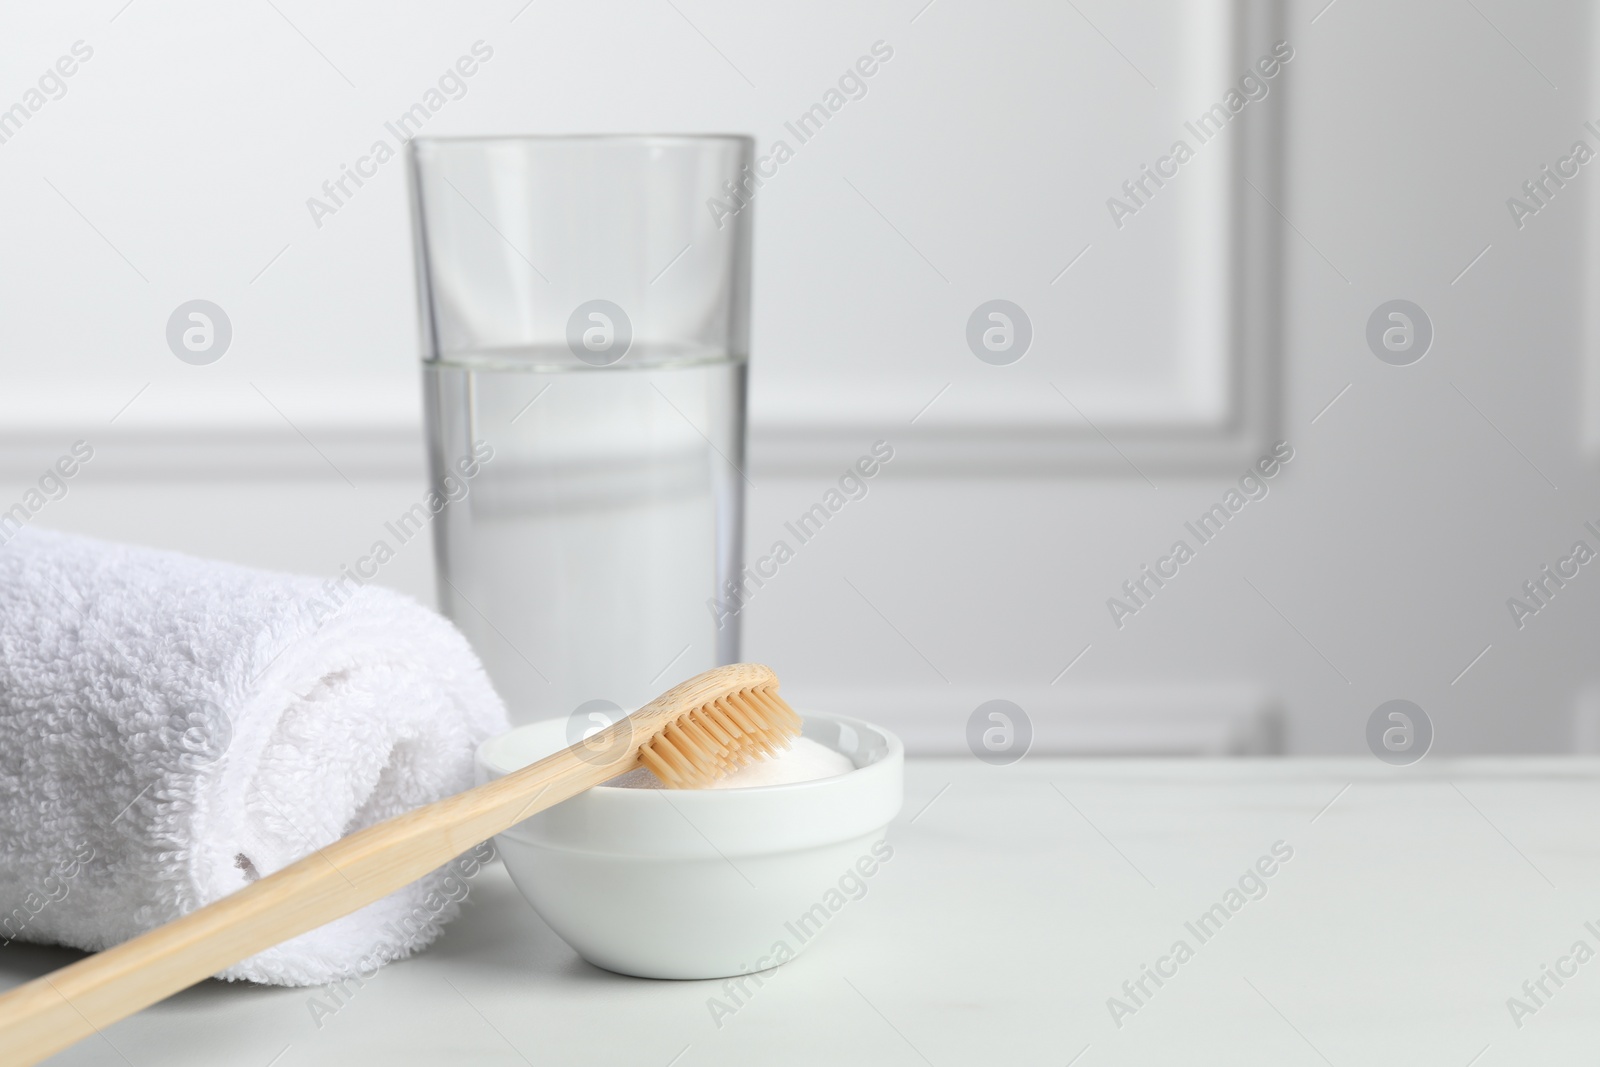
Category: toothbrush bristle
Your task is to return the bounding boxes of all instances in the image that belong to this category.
[636,683,802,788]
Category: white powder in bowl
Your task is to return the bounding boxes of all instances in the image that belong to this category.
[604,736,854,789]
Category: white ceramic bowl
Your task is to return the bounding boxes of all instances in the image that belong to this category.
[475,712,903,980]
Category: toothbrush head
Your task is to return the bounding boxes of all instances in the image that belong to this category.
[620,663,802,788]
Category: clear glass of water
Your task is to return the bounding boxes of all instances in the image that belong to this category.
[407,134,753,724]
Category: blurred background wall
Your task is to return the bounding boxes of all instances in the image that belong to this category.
[1,0,1595,754]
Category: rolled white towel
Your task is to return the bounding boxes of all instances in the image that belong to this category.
[0,527,509,986]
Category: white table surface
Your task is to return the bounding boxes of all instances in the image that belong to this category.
[8,758,1600,1066]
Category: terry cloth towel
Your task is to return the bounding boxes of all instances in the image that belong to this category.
[0,527,509,986]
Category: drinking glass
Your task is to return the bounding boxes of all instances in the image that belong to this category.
[407,134,754,724]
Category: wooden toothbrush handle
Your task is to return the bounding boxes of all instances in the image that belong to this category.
[0,741,622,1067]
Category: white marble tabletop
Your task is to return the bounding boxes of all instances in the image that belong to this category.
[8,758,1600,1066]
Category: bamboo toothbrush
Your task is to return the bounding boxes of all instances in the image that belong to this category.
[0,663,800,1066]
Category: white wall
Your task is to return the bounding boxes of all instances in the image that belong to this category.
[3,0,1596,753]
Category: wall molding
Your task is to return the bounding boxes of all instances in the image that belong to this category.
[0,420,1275,481]
[1587,0,1600,461]
[0,425,425,483]
[758,0,1284,476]
[784,683,1283,757]
[3,6,1284,483]
[0,415,1281,482]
